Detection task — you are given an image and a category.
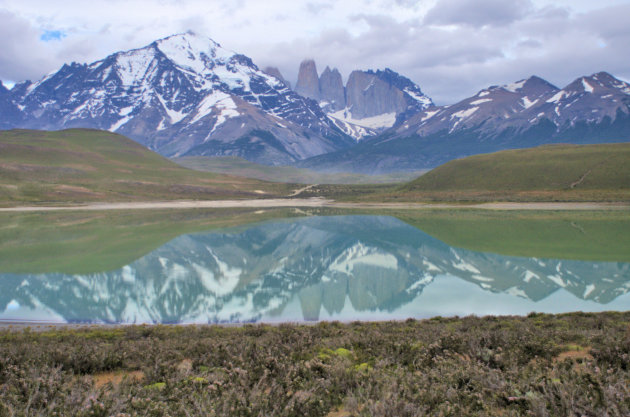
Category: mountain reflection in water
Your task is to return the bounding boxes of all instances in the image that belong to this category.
[1,215,629,324]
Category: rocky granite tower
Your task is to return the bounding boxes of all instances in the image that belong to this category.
[345,70,408,119]
[295,59,320,101]
[319,66,346,112]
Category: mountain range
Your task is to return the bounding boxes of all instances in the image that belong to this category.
[300,72,630,173]
[0,32,353,166]
[1,32,629,173]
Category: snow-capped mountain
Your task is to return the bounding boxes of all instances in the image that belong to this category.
[294,60,434,140]
[399,71,630,137]
[1,216,627,324]
[399,75,559,136]
[300,72,630,173]
[0,32,353,165]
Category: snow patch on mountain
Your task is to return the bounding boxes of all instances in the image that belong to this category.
[521,96,537,109]
[421,109,440,122]
[582,78,594,93]
[191,90,238,125]
[450,107,479,120]
[504,79,526,93]
[404,87,433,107]
[470,98,492,106]
[546,91,566,103]
[329,109,397,130]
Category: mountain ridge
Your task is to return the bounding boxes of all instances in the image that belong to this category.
[299,71,630,173]
[0,32,353,166]
[1,32,629,174]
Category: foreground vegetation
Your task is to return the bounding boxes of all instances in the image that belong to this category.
[1,312,629,416]
[0,129,292,206]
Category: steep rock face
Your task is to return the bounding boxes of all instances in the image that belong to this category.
[345,70,408,119]
[318,66,345,112]
[294,59,320,101]
[0,33,353,165]
[327,68,434,140]
[263,66,291,89]
[292,62,434,140]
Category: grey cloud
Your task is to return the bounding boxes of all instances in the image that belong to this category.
[252,2,630,105]
[578,4,630,40]
[256,15,507,104]
[424,0,533,27]
[0,9,54,82]
[1,0,628,107]
[306,2,333,14]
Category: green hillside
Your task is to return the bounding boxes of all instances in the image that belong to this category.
[175,155,424,184]
[398,143,630,201]
[0,129,291,206]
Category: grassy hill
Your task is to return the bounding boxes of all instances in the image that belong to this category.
[0,129,292,206]
[174,155,424,184]
[396,143,630,201]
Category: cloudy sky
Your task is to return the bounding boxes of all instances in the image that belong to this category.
[0,0,629,104]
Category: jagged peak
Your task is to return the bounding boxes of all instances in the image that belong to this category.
[156,31,221,48]
[501,75,558,94]
[588,71,630,93]
[154,32,235,65]
[561,71,630,94]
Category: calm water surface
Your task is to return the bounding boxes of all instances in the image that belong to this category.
[1,214,629,324]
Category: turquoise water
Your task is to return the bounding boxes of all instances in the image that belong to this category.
[1,215,629,324]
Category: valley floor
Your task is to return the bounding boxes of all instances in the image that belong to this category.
[0,199,629,212]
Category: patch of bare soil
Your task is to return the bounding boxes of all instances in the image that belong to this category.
[92,370,144,389]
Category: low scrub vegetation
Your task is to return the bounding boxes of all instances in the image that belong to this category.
[1,312,629,416]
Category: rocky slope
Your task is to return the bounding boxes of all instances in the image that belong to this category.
[0,32,353,166]
[263,66,291,89]
[300,72,630,173]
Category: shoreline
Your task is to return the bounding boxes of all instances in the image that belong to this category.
[0,199,629,212]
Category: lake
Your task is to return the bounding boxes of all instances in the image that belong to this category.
[1,209,629,324]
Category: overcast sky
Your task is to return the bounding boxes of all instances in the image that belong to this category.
[0,0,629,104]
